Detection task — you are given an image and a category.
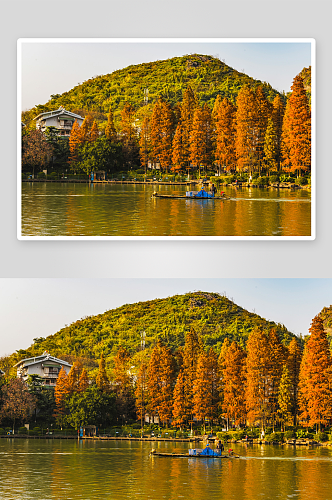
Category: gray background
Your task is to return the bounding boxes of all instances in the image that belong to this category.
[3,0,330,278]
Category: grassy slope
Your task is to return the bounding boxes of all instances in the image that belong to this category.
[22,54,283,127]
[12,292,297,368]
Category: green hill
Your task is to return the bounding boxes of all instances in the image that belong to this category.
[319,305,332,344]
[22,54,284,127]
[12,292,297,367]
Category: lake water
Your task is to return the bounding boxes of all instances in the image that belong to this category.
[21,182,311,237]
[0,439,331,499]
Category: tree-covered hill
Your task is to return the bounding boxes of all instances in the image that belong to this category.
[299,66,311,105]
[11,292,298,368]
[319,305,332,344]
[22,54,284,127]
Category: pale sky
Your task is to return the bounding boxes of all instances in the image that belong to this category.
[0,278,330,357]
[20,40,312,111]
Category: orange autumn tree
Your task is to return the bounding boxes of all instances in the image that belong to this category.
[113,347,135,423]
[277,365,293,430]
[120,102,137,168]
[213,97,236,173]
[281,74,311,175]
[179,87,197,172]
[96,353,110,393]
[235,86,257,174]
[53,366,69,429]
[80,114,94,142]
[217,338,230,423]
[271,94,285,171]
[68,120,83,168]
[134,357,148,429]
[171,120,186,173]
[105,105,117,142]
[89,120,99,142]
[182,328,202,424]
[254,86,271,174]
[189,104,213,176]
[172,349,186,429]
[139,114,151,173]
[78,368,89,392]
[267,329,286,431]
[222,341,246,427]
[192,348,219,433]
[298,316,332,431]
[287,337,302,426]
[159,100,173,172]
[146,342,175,426]
[245,328,272,431]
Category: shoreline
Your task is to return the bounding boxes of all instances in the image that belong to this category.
[21,179,310,190]
[0,435,328,446]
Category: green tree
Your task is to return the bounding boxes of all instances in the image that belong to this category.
[79,136,123,174]
[66,385,116,429]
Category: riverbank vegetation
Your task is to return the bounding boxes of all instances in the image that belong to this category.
[21,55,311,183]
[1,295,331,440]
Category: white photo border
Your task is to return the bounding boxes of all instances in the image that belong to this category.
[17,37,316,241]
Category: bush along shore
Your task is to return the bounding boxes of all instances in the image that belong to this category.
[22,170,311,190]
[1,426,330,446]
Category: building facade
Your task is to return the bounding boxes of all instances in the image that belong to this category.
[34,106,83,137]
[14,351,72,388]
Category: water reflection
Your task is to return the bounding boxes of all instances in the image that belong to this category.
[21,183,311,237]
[1,440,332,499]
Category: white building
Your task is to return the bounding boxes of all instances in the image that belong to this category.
[14,351,72,388]
[34,106,83,137]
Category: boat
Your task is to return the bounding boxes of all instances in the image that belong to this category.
[150,449,239,459]
[152,192,230,200]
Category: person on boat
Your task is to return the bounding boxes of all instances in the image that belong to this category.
[210,183,217,197]
[216,440,224,452]
[195,186,207,198]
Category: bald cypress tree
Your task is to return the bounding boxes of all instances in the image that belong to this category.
[53,367,69,429]
[89,120,99,142]
[235,87,257,173]
[298,316,332,430]
[105,105,117,142]
[287,337,302,426]
[96,353,110,393]
[245,328,271,431]
[147,342,175,426]
[139,114,151,173]
[271,94,285,171]
[222,341,246,427]
[264,118,278,174]
[254,86,271,174]
[277,365,293,431]
[172,121,186,173]
[281,75,311,175]
[120,102,137,169]
[182,329,201,424]
[68,120,83,168]
[214,97,236,173]
[193,348,219,433]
